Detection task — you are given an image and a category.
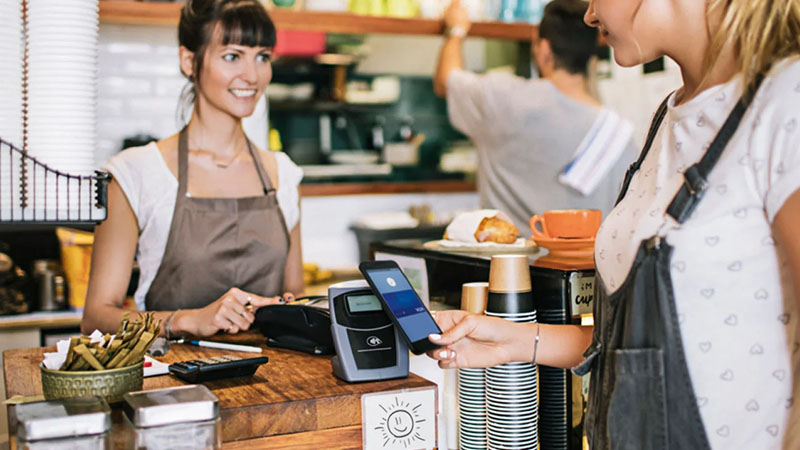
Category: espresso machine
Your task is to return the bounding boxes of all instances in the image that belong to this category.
[371,240,594,450]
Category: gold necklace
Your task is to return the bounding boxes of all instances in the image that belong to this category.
[213,145,247,168]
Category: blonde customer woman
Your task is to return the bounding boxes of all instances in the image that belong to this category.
[428,0,800,448]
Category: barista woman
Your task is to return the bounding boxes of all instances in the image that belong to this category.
[82,0,304,338]
[428,0,800,448]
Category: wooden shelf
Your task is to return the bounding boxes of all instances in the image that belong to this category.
[99,1,535,41]
[300,179,476,196]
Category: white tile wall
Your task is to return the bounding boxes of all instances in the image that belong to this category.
[96,24,186,165]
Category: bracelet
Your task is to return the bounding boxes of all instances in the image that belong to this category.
[532,322,541,365]
[445,25,467,38]
[165,310,179,340]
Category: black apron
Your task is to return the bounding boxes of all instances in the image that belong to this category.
[573,76,764,450]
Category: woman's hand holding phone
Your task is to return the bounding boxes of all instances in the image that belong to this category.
[174,287,285,337]
[427,310,534,369]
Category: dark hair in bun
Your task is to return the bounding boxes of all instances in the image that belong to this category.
[177,0,276,121]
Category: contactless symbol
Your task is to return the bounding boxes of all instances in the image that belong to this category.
[367,336,383,347]
[376,397,426,448]
[386,277,396,287]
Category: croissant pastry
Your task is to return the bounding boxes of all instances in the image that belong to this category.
[474,216,519,244]
[444,209,520,244]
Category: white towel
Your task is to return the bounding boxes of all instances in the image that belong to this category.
[559,108,633,196]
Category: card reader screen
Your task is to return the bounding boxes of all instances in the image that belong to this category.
[346,294,383,313]
[367,268,439,343]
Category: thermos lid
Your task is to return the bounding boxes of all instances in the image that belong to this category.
[488,254,531,293]
[15,396,111,441]
[461,282,488,314]
[123,384,219,427]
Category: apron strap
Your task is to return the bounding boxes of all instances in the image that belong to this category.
[246,139,277,195]
[615,94,672,205]
[666,74,764,223]
[177,127,190,197]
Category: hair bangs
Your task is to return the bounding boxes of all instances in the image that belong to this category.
[218,2,276,49]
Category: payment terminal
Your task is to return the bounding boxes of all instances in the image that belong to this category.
[329,280,409,382]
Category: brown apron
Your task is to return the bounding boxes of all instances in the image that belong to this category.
[145,127,289,311]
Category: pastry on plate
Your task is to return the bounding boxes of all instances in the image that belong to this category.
[444,209,520,244]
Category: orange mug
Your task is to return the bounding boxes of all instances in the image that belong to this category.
[530,209,602,240]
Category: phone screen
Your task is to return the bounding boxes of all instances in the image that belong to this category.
[365,268,441,344]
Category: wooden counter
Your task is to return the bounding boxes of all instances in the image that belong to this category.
[3,332,435,449]
[0,311,82,331]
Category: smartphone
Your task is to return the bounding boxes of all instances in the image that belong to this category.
[359,260,442,355]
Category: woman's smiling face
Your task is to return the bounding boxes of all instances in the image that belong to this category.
[584,0,675,67]
[194,23,273,119]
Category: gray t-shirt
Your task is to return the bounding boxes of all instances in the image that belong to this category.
[447,69,637,233]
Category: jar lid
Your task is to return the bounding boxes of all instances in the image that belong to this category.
[15,396,110,441]
[123,384,219,427]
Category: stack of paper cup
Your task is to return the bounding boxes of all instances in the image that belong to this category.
[26,0,98,219]
[0,0,24,219]
[485,254,538,449]
[457,282,489,450]
[0,0,23,149]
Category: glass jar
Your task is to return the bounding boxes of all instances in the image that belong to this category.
[19,433,109,450]
[123,414,220,450]
[14,396,110,450]
[122,384,221,450]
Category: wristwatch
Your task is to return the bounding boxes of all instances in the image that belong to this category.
[445,25,468,38]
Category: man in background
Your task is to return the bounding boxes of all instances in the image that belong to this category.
[435,0,636,233]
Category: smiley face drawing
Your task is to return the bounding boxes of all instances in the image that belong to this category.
[387,410,414,438]
[376,396,426,448]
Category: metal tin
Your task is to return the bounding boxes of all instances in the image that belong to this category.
[32,259,67,311]
[123,384,219,428]
[15,396,110,441]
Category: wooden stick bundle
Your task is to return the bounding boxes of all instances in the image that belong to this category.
[58,312,161,371]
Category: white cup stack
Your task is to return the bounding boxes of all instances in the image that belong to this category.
[0,0,24,219]
[25,0,99,220]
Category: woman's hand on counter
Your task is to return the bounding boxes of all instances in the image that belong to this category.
[173,288,285,337]
[426,311,529,369]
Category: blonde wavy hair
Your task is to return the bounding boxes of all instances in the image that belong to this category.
[706,0,800,88]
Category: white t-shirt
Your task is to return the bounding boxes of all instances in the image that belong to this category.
[446,69,637,233]
[103,142,303,311]
[595,57,800,449]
